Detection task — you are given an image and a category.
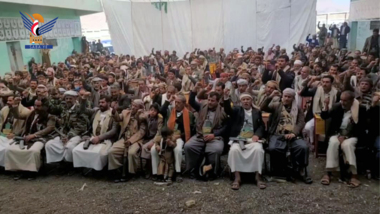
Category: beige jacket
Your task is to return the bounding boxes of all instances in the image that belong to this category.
[0,104,31,136]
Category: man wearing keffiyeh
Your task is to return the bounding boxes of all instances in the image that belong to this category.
[261,88,312,184]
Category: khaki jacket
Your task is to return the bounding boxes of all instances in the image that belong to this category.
[114,109,147,144]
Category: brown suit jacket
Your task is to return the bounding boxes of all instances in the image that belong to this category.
[363,35,380,53]
[260,97,305,136]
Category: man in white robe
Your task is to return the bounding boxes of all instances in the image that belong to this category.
[223,91,266,190]
[5,99,55,180]
[73,94,119,171]
[0,95,30,168]
[45,91,88,165]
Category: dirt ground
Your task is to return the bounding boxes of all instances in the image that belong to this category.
[0,157,379,214]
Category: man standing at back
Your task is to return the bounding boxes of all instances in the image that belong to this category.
[339,22,350,49]
[96,39,103,53]
[363,29,379,57]
[318,22,328,47]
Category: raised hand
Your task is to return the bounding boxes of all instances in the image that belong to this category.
[224,88,230,100]
[324,97,330,109]
[270,90,281,98]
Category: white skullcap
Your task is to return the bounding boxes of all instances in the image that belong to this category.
[294,60,303,66]
[237,79,248,85]
[64,90,78,97]
[283,88,296,97]
[58,88,67,94]
[92,77,102,82]
[37,85,48,90]
[46,67,55,74]
[239,92,253,100]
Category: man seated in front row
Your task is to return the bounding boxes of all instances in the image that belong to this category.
[0,95,30,169]
[72,94,119,172]
[223,90,266,190]
[186,83,228,179]
[5,99,54,180]
[320,91,367,187]
[152,94,195,181]
[108,99,147,182]
[261,88,312,184]
[45,91,88,169]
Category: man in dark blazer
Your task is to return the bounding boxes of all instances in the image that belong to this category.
[261,88,312,184]
[320,91,367,187]
[261,55,295,92]
[339,22,351,49]
[223,90,266,190]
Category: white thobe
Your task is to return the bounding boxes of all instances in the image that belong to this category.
[5,141,44,172]
[45,136,82,163]
[73,139,112,171]
[0,136,12,167]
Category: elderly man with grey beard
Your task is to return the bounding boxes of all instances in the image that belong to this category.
[223,89,266,190]
[294,66,310,108]
[320,91,367,188]
[261,88,312,184]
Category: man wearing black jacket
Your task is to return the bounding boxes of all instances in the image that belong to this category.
[185,84,228,179]
[320,91,367,187]
[261,55,295,92]
[300,75,340,144]
[223,90,266,190]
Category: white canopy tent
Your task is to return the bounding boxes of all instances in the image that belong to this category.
[102,0,317,57]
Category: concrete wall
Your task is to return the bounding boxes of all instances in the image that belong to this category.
[0,3,85,75]
[0,43,11,72]
[349,20,377,51]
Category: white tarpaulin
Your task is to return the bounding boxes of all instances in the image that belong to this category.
[103,0,316,56]
[223,0,257,52]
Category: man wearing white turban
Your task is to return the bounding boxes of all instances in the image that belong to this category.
[45,90,89,166]
[230,78,249,106]
[261,88,312,184]
[224,90,266,190]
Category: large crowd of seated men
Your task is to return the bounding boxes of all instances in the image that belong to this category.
[0,30,379,190]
